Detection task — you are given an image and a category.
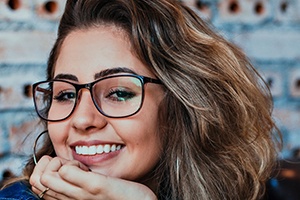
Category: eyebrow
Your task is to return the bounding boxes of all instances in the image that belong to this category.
[53,67,137,81]
[54,74,78,81]
[94,67,137,80]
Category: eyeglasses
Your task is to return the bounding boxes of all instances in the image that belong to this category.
[32,74,162,121]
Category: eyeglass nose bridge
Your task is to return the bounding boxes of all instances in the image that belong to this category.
[74,82,94,100]
[73,81,92,92]
[72,82,101,115]
[75,82,92,90]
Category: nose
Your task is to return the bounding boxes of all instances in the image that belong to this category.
[70,89,107,133]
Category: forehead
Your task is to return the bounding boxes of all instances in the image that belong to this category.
[53,26,153,80]
[59,25,131,61]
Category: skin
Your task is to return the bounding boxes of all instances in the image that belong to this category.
[29,26,164,200]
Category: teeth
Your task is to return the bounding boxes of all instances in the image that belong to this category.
[111,144,116,152]
[104,144,110,153]
[75,144,122,155]
[97,145,103,154]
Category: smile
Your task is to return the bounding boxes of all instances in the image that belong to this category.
[75,144,122,155]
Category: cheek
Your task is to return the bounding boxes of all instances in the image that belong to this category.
[111,118,162,180]
[119,106,162,158]
[47,122,69,156]
[114,115,161,147]
[121,96,161,144]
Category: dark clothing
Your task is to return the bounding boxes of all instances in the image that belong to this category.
[0,181,39,200]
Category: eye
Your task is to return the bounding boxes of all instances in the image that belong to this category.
[106,88,136,102]
[53,90,76,103]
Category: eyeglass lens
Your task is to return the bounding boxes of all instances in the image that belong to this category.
[33,76,144,121]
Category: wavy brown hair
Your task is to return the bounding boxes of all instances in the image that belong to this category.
[19,0,280,199]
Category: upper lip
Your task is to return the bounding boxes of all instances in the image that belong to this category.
[70,140,124,147]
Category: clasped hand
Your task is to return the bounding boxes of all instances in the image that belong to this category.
[29,156,157,200]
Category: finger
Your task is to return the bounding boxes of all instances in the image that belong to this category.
[40,187,71,200]
[30,156,52,193]
[30,157,87,199]
[61,159,90,171]
[36,158,84,199]
[39,172,84,200]
[40,158,89,186]
[42,156,69,173]
[58,168,157,200]
[30,156,66,200]
[58,164,97,189]
[38,157,66,190]
[38,187,49,198]
[30,157,70,199]
[58,166,115,198]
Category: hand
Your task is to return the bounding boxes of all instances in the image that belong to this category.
[29,156,157,200]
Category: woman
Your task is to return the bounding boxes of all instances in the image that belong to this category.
[0,0,280,199]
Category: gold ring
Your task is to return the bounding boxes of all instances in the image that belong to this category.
[38,187,49,199]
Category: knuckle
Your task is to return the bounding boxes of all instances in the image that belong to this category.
[40,173,50,186]
[29,175,38,187]
[58,164,69,177]
[51,156,62,164]
[39,155,51,163]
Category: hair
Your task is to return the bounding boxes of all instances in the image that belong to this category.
[18,0,280,199]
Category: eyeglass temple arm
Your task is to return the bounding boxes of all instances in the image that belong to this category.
[144,77,162,84]
[35,87,52,94]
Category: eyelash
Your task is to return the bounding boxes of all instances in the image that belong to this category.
[106,88,136,101]
[53,90,76,102]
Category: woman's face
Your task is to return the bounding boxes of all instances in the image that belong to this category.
[47,26,164,183]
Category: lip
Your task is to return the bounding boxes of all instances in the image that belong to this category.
[70,140,124,166]
[70,140,121,147]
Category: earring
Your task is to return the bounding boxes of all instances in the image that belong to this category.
[33,130,48,165]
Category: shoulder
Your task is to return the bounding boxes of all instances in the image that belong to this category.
[0,181,39,200]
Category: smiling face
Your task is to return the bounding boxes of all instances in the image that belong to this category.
[47,25,164,184]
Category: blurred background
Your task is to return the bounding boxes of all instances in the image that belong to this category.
[0,0,300,190]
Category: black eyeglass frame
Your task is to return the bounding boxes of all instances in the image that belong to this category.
[32,74,162,122]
